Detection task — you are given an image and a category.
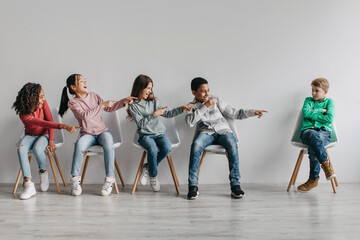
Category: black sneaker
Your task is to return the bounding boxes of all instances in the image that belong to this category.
[231,185,245,198]
[187,186,199,200]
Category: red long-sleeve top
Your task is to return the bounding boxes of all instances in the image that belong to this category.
[19,100,60,140]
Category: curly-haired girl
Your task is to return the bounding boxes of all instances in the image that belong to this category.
[13,83,78,200]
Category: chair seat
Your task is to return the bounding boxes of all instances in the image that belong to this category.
[291,141,337,150]
[86,142,122,154]
[132,142,180,151]
[204,145,227,154]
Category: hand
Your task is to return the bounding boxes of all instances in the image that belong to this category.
[102,100,116,108]
[60,124,80,133]
[46,140,56,152]
[204,97,216,108]
[323,109,327,114]
[121,96,137,105]
[153,106,168,117]
[254,110,268,118]
[181,104,195,111]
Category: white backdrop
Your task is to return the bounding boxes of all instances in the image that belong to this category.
[1,0,359,185]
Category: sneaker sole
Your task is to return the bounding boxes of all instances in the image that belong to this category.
[231,193,244,198]
[187,192,199,200]
[297,188,310,193]
[20,195,36,200]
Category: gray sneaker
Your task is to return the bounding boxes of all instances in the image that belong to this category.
[39,171,49,192]
[150,176,160,192]
[139,163,149,186]
[70,176,82,196]
[20,181,36,200]
[101,177,115,196]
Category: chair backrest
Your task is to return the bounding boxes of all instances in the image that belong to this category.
[162,117,180,146]
[51,107,65,147]
[193,117,240,144]
[101,111,122,145]
[291,110,338,145]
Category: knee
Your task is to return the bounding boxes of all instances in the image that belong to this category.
[163,142,171,154]
[17,145,29,155]
[191,142,204,154]
[32,145,46,155]
[102,142,114,151]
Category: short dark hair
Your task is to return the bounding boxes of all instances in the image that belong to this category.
[191,77,208,91]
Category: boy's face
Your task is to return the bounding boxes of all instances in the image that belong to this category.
[311,85,327,101]
[192,84,210,103]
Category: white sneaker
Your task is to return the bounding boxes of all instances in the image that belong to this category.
[20,181,36,200]
[70,176,82,196]
[139,163,149,186]
[39,171,49,192]
[101,177,115,196]
[150,176,160,192]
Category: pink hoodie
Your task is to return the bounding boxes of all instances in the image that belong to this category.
[68,92,125,135]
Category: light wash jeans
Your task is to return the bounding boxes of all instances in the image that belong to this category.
[71,131,114,177]
[17,134,49,178]
[300,128,330,180]
[188,132,240,187]
[138,134,171,177]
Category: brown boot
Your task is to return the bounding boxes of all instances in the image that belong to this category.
[297,178,319,192]
[321,161,336,180]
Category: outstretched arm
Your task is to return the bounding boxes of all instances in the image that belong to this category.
[216,97,258,120]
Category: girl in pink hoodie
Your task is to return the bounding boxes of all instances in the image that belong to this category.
[59,74,135,196]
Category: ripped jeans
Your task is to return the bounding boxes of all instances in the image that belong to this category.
[17,134,49,178]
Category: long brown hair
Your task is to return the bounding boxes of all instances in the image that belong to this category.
[59,74,82,117]
[127,74,155,120]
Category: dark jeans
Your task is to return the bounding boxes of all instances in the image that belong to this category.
[300,128,330,180]
[138,134,171,177]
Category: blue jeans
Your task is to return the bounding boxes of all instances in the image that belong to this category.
[188,132,240,187]
[17,134,49,178]
[300,128,330,180]
[138,134,171,177]
[71,131,114,177]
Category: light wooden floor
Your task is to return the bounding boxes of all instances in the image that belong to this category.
[1,183,359,240]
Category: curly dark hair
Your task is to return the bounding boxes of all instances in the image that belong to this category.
[12,83,42,115]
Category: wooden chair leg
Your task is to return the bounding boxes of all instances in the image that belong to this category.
[287,149,304,191]
[326,150,339,187]
[292,150,304,185]
[13,155,32,194]
[113,178,119,194]
[79,152,88,176]
[80,155,90,186]
[47,150,61,193]
[331,178,336,193]
[114,158,125,187]
[52,151,67,186]
[167,154,180,195]
[131,151,146,194]
[198,151,207,175]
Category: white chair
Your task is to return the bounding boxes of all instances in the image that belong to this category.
[79,111,125,194]
[287,111,339,193]
[131,117,180,194]
[196,118,240,175]
[13,107,67,194]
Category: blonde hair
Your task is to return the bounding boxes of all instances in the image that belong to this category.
[311,78,329,91]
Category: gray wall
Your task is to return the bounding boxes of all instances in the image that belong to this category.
[1,0,359,185]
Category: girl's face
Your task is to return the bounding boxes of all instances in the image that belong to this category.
[37,88,45,109]
[71,75,88,95]
[139,82,153,100]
